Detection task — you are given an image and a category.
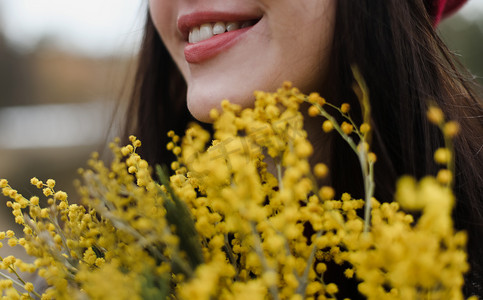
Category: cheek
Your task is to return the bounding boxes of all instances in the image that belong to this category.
[149,0,170,30]
[270,0,336,91]
[148,1,187,73]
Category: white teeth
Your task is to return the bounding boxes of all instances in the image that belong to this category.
[226,22,240,32]
[188,20,256,43]
[189,27,200,43]
[213,22,226,35]
[199,23,213,42]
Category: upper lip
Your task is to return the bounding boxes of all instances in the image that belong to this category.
[177,11,263,41]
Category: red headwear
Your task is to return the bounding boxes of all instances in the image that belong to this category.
[427,0,468,25]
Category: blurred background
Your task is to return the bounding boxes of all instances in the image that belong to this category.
[0,0,145,210]
[0,0,146,262]
[0,0,481,252]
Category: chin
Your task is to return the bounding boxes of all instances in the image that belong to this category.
[186,84,256,123]
[187,98,215,123]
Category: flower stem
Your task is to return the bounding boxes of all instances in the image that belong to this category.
[250,222,280,300]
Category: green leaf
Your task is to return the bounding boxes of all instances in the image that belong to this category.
[139,268,170,300]
[155,165,204,273]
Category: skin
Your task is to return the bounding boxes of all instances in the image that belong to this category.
[149,0,337,122]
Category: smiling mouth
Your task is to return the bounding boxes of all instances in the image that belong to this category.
[188,19,259,44]
[179,12,263,63]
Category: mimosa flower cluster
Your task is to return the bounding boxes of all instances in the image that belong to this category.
[0,80,475,299]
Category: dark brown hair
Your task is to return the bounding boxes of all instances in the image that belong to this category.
[124,0,483,296]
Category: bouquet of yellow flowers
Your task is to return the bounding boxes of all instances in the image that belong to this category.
[0,74,474,299]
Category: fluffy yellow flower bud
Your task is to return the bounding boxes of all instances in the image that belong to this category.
[344,268,354,278]
[24,282,34,292]
[138,160,148,169]
[121,145,133,156]
[308,105,319,117]
[313,163,329,178]
[308,92,325,106]
[262,271,278,286]
[326,283,338,294]
[29,196,39,206]
[40,208,49,218]
[341,122,353,135]
[3,256,15,265]
[316,263,327,274]
[444,121,460,138]
[133,140,142,148]
[360,123,371,134]
[322,120,334,133]
[434,148,451,164]
[46,179,56,189]
[95,258,105,267]
[395,176,422,211]
[340,103,350,114]
[368,152,377,163]
[306,281,322,295]
[173,146,182,156]
[137,178,147,187]
[295,141,313,158]
[0,179,7,188]
[171,161,180,171]
[53,235,62,245]
[319,186,335,200]
[83,248,97,265]
[209,108,219,120]
[54,191,67,201]
[282,81,292,90]
[166,142,175,151]
[8,189,17,198]
[43,188,52,197]
[427,106,444,124]
[437,169,452,185]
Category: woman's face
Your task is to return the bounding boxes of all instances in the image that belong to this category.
[149,0,336,122]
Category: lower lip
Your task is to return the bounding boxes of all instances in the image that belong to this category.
[184,26,252,63]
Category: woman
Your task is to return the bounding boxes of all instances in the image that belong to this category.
[125,0,483,297]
